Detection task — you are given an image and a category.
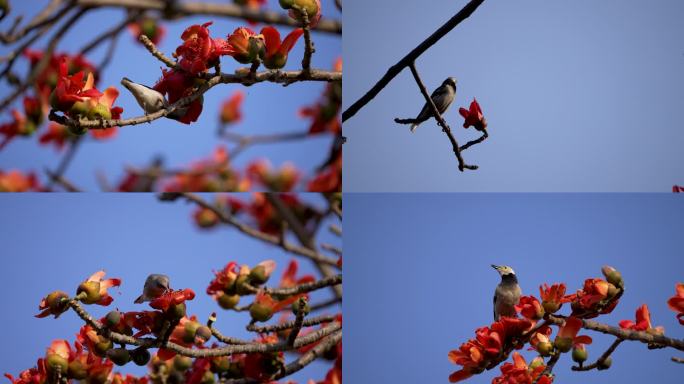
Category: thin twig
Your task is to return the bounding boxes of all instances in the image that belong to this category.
[342,0,486,121]
[46,137,82,190]
[572,338,623,371]
[246,314,337,334]
[286,301,306,346]
[459,129,488,152]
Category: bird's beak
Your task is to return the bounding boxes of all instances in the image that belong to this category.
[491,264,501,271]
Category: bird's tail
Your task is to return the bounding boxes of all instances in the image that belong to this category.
[395,117,420,132]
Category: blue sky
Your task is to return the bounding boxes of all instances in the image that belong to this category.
[343,0,684,192]
[0,1,341,190]
[344,193,683,383]
[0,193,341,382]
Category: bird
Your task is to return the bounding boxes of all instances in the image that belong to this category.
[491,265,522,321]
[134,274,171,304]
[120,77,168,116]
[394,77,457,132]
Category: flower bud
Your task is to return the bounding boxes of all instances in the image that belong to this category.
[38,290,70,318]
[542,301,561,314]
[249,265,270,285]
[597,356,612,370]
[46,354,69,375]
[107,348,131,366]
[529,357,545,370]
[131,347,151,366]
[201,370,215,384]
[217,293,240,309]
[553,336,573,353]
[93,338,113,357]
[210,356,231,373]
[173,355,193,371]
[183,320,201,343]
[249,302,274,322]
[104,310,121,327]
[195,326,212,343]
[601,266,623,288]
[167,302,187,319]
[235,274,252,295]
[67,360,88,380]
[536,341,553,357]
[572,346,588,363]
[87,103,112,120]
[292,297,310,316]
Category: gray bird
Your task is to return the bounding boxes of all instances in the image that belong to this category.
[134,274,171,304]
[121,77,168,116]
[394,77,457,132]
[492,265,521,321]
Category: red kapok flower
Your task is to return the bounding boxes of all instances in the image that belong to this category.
[492,352,552,384]
[566,277,619,318]
[280,260,315,288]
[539,283,567,314]
[175,22,234,74]
[246,159,300,191]
[153,69,203,124]
[225,27,264,64]
[76,270,121,306]
[459,98,487,131]
[207,261,239,296]
[666,283,684,325]
[0,109,32,150]
[673,185,684,193]
[0,169,40,191]
[554,317,592,352]
[51,58,101,112]
[219,91,244,125]
[260,26,303,69]
[619,304,664,334]
[516,295,544,320]
[150,288,196,311]
[128,17,166,45]
[39,123,71,150]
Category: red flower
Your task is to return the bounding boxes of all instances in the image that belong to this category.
[308,145,341,192]
[261,26,303,69]
[667,283,684,325]
[299,58,342,134]
[492,352,552,384]
[153,69,203,124]
[280,260,316,288]
[193,206,220,229]
[459,98,487,131]
[207,262,239,296]
[448,317,533,382]
[565,278,619,318]
[225,27,264,64]
[51,58,101,112]
[246,159,300,191]
[554,317,592,352]
[150,288,195,311]
[76,270,121,306]
[241,334,284,380]
[219,91,244,125]
[0,169,40,191]
[128,17,165,45]
[39,123,71,150]
[175,22,234,74]
[516,295,544,320]
[0,110,31,150]
[673,185,684,192]
[539,283,567,314]
[619,304,664,334]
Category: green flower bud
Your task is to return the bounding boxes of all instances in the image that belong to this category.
[292,297,310,316]
[69,101,90,117]
[235,275,252,295]
[46,354,68,375]
[536,341,553,357]
[248,265,270,285]
[201,370,215,384]
[105,310,121,327]
[195,326,212,343]
[210,356,230,373]
[183,320,200,343]
[572,347,588,363]
[167,302,186,320]
[87,104,112,120]
[601,266,623,288]
[217,293,240,309]
[553,336,573,353]
[597,356,612,370]
[131,347,151,366]
[173,355,193,371]
[542,301,561,314]
[93,338,113,357]
[67,360,88,380]
[106,348,130,366]
[249,302,273,322]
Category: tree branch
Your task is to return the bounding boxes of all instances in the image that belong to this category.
[572,338,623,371]
[246,314,337,334]
[342,0,486,122]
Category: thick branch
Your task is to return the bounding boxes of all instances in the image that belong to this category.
[75,0,342,34]
[342,0,486,122]
[48,69,341,129]
[246,314,337,333]
[68,299,341,357]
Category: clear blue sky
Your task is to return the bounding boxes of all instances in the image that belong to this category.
[0,0,341,190]
[343,0,684,192]
[344,193,683,383]
[0,193,340,382]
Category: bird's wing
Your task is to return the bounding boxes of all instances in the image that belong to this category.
[432,87,454,113]
[493,292,497,320]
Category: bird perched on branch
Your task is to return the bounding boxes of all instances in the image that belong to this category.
[134,274,171,303]
[492,265,521,321]
[394,77,457,132]
[121,77,168,116]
